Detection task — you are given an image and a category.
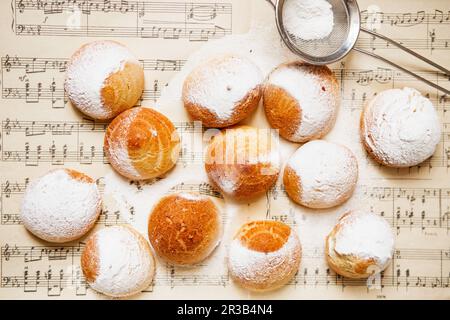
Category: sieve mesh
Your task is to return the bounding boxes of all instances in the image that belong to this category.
[280,0,352,60]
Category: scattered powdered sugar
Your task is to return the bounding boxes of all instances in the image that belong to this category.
[106,108,141,178]
[228,232,300,284]
[20,169,101,242]
[287,140,358,206]
[65,41,139,119]
[362,87,441,167]
[333,211,395,267]
[184,55,263,120]
[176,192,207,201]
[283,0,334,41]
[157,24,298,108]
[267,64,338,141]
[92,226,154,297]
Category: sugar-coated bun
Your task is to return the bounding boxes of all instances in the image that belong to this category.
[20,169,101,243]
[81,225,155,298]
[283,140,358,209]
[326,211,395,279]
[65,40,144,120]
[228,221,301,291]
[182,54,263,128]
[148,193,222,265]
[264,62,339,143]
[104,107,180,180]
[361,87,441,167]
[205,125,280,200]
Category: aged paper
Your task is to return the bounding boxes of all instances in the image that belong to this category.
[0,0,449,300]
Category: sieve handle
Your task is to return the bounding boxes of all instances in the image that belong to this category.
[265,0,276,9]
[353,47,450,96]
[360,27,450,76]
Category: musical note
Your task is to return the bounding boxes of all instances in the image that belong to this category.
[13,1,232,41]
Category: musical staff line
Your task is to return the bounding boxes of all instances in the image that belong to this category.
[13,0,233,41]
[2,56,448,110]
[1,244,448,295]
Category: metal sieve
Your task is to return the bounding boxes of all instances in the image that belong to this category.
[266,0,450,95]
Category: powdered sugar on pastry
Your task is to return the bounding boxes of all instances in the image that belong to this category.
[184,55,263,120]
[332,211,395,267]
[228,232,300,287]
[267,64,339,141]
[105,108,141,178]
[286,140,358,208]
[20,169,101,243]
[65,41,140,119]
[90,226,155,297]
[362,87,441,167]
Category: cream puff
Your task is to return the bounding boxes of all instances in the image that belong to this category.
[182,54,263,128]
[148,192,222,265]
[104,107,180,180]
[361,87,441,167]
[228,221,301,291]
[20,169,101,243]
[205,125,280,200]
[264,62,339,143]
[81,225,155,297]
[65,40,144,120]
[283,140,358,209]
[326,211,395,279]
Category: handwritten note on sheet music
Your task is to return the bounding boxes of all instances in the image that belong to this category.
[0,0,449,299]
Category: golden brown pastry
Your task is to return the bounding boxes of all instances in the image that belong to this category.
[104,107,180,180]
[148,192,222,265]
[361,87,441,168]
[20,168,101,243]
[65,40,144,120]
[205,125,280,200]
[283,140,358,209]
[228,220,302,291]
[263,62,339,143]
[182,54,263,128]
[326,211,395,279]
[81,225,155,298]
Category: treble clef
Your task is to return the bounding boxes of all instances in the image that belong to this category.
[17,0,25,13]
[3,55,11,72]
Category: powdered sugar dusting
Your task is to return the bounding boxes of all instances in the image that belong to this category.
[106,108,141,178]
[20,169,101,243]
[92,226,154,297]
[362,87,441,167]
[333,211,395,267]
[65,41,139,119]
[228,232,300,286]
[176,192,206,201]
[267,64,339,141]
[287,140,358,207]
[184,55,263,120]
[283,0,334,41]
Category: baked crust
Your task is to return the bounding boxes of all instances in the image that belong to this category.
[282,166,303,205]
[182,55,262,128]
[104,107,180,180]
[183,85,262,128]
[66,40,144,120]
[236,220,291,253]
[148,193,221,265]
[263,62,339,143]
[326,212,387,279]
[81,225,155,297]
[81,233,99,283]
[100,61,144,119]
[205,126,280,200]
[228,220,302,291]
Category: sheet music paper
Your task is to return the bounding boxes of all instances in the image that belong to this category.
[0,0,449,300]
